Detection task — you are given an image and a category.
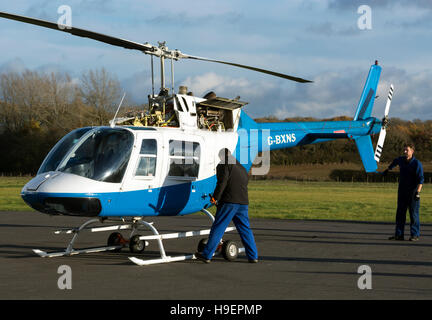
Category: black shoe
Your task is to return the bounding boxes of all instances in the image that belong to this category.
[194,252,211,263]
[248,259,258,263]
[388,235,404,241]
[409,236,419,242]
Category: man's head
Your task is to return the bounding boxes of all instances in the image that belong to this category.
[218,148,235,164]
[403,143,415,160]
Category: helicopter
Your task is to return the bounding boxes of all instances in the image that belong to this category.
[0,11,393,266]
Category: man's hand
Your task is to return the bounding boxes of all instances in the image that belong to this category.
[210,196,218,205]
[415,191,420,201]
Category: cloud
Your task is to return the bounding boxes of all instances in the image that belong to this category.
[2,58,432,121]
[306,22,360,37]
[145,11,244,28]
[0,58,27,74]
[121,69,153,104]
[177,66,432,121]
[180,72,279,100]
[328,0,432,10]
[24,0,53,20]
[274,66,432,121]
[377,67,432,119]
[327,0,432,30]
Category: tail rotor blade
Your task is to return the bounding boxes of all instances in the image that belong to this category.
[374,128,386,162]
[384,84,394,117]
[374,84,394,162]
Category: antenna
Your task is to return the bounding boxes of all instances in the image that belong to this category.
[110,92,126,128]
[151,55,155,96]
[171,56,175,95]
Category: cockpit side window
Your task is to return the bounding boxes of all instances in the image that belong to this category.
[135,139,157,177]
[168,140,200,178]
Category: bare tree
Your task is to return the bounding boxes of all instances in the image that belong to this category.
[79,68,123,125]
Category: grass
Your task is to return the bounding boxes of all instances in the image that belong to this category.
[264,162,432,182]
[0,176,34,211]
[248,180,432,222]
[1,176,431,222]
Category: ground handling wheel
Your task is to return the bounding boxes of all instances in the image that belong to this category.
[197,238,208,252]
[107,232,126,252]
[129,235,146,253]
[221,240,238,261]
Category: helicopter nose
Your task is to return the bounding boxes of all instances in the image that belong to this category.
[21,191,102,217]
[43,197,102,216]
[21,173,104,217]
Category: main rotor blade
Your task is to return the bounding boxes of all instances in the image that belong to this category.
[1,11,312,83]
[0,11,154,53]
[183,54,313,83]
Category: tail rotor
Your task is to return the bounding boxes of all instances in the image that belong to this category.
[374,84,394,162]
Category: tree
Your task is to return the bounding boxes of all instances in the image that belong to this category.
[79,68,122,125]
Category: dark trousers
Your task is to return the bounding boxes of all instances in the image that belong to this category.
[395,194,420,237]
[202,202,258,260]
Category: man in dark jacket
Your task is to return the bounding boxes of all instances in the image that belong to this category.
[195,148,258,263]
[384,143,424,241]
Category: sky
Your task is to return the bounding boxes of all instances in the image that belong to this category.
[1,0,432,120]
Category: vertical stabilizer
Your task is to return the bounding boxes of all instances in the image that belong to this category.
[353,61,381,120]
[354,135,378,172]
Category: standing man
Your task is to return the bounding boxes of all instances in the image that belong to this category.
[195,148,258,263]
[384,143,424,241]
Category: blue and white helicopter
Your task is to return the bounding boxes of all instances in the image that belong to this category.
[1,11,393,265]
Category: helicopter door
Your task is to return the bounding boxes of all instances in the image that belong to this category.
[155,137,203,215]
[117,135,161,216]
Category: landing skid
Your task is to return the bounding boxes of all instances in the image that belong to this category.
[33,246,123,258]
[33,209,244,265]
[32,217,144,258]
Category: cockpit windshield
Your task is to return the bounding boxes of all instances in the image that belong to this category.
[38,127,93,175]
[40,127,134,183]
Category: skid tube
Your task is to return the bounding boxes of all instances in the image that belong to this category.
[32,209,245,264]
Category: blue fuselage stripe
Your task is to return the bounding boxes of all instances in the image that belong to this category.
[22,175,217,217]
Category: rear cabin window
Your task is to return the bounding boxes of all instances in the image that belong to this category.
[168,140,200,178]
[135,139,157,177]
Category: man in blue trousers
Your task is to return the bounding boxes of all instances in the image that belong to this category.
[384,143,424,241]
[195,148,258,263]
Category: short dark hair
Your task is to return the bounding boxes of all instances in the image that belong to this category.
[404,143,415,151]
[218,148,236,164]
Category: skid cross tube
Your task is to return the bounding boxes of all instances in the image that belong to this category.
[65,218,99,254]
[136,220,168,259]
[128,209,245,266]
